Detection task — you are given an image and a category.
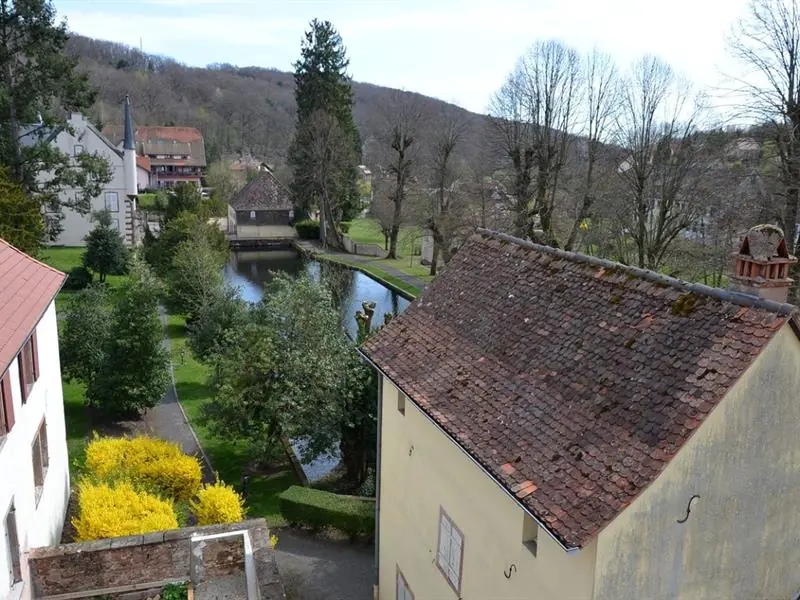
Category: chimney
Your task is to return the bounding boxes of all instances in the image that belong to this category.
[728,224,797,303]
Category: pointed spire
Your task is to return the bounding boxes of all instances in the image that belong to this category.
[123,94,135,150]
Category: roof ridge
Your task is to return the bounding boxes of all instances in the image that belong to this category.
[0,239,65,279]
[476,229,798,316]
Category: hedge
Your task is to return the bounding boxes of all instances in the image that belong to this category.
[278,486,375,537]
[72,481,178,542]
[295,219,320,240]
[85,436,202,501]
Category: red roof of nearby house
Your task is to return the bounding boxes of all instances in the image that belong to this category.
[136,156,151,172]
[362,230,797,549]
[0,240,65,373]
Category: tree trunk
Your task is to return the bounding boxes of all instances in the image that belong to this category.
[321,187,344,250]
[429,240,439,276]
[388,224,400,259]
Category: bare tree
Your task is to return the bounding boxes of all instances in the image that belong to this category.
[368,178,395,250]
[564,49,620,250]
[489,68,534,237]
[614,56,707,269]
[427,113,467,275]
[381,92,425,258]
[306,110,356,249]
[729,0,800,253]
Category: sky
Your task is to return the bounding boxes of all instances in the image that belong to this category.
[53,0,751,115]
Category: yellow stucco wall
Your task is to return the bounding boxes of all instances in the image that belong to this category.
[593,323,800,600]
[378,376,597,600]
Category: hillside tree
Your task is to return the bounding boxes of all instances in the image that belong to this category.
[729,0,800,253]
[288,19,361,241]
[0,0,112,243]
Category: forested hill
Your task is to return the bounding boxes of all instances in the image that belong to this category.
[66,34,490,168]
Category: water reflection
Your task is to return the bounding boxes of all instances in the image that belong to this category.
[224,250,411,338]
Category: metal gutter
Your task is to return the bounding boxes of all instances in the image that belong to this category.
[357,349,578,554]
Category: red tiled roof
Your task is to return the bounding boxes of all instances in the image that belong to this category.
[0,240,65,374]
[103,125,203,145]
[136,156,151,172]
[362,230,797,549]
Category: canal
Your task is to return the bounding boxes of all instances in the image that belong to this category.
[224,249,411,338]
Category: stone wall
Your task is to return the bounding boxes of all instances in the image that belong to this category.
[28,519,285,599]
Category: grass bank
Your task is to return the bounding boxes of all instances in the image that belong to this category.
[165,314,297,526]
[314,253,421,298]
[40,246,130,311]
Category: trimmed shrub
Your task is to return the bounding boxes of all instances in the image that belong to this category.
[295,219,320,240]
[72,481,178,541]
[63,266,93,291]
[85,436,202,501]
[278,486,375,537]
[191,482,245,526]
[339,222,351,234]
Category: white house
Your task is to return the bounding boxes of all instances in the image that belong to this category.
[37,96,140,247]
[0,239,68,600]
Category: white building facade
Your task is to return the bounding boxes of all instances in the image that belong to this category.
[0,242,68,600]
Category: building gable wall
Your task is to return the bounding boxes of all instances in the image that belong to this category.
[593,323,800,600]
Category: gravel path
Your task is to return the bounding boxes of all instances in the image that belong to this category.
[142,307,215,482]
[274,529,374,600]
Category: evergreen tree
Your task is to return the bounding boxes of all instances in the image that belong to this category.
[0,167,45,255]
[82,210,129,283]
[86,258,169,416]
[0,0,112,243]
[59,285,110,384]
[288,19,361,236]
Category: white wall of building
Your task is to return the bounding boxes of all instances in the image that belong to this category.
[50,114,131,247]
[0,303,70,600]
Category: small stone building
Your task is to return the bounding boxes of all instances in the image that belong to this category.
[227,170,296,240]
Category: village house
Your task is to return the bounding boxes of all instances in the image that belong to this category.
[227,169,296,240]
[25,97,140,247]
[362,225,800,600]
[0,240,68,600]
[104,124,206,189]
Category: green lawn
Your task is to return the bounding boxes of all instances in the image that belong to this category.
[138,193,158,209]
[40,247,130,311]
[63,380,90,481]
[343,217,421,256]
[165,314,297,526]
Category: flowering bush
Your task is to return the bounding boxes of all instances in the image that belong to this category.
[191,482,245,526]
[72,481,178,541]
[85,435,202,501]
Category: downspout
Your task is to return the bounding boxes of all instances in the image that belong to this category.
[373,373,383,600]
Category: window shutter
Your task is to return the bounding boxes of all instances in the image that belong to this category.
[40,421,49,467]
[1,372,13,432]
[18,356,27,403]
[31,330,39,381]
[437,513,451,568]
[448,527,463,587]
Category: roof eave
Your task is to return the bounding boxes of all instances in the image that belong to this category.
[357,347,580,554]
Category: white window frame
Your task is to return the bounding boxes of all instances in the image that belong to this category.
[104,191,119,213]
[73,144,84,156]
[249,210,257,220]
[396,566,414,600]
[112,218,120,232]
[436,508,463,595]
[3,502,21,587]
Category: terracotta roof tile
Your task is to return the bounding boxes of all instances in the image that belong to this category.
[362,230,795,549]
[0,240,65,374]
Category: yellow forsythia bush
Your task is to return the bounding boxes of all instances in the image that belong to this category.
[191,482,245,526]
[85,435,202,501]
[72,481,178,542]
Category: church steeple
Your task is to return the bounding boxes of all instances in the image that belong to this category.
[123,94,135,151]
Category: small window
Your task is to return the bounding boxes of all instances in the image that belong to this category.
[112,218,120,231]
[397,391,406,415]
[73,144,84,156]
[436,509,463,594]
[18,332,38,403]
[396,567,414,600]
[32,420,49,505]
[249,210,256,220]
[523,514,538,557]
[105,191,119,212]
[4,503,21,585]
[0,371,12,436]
